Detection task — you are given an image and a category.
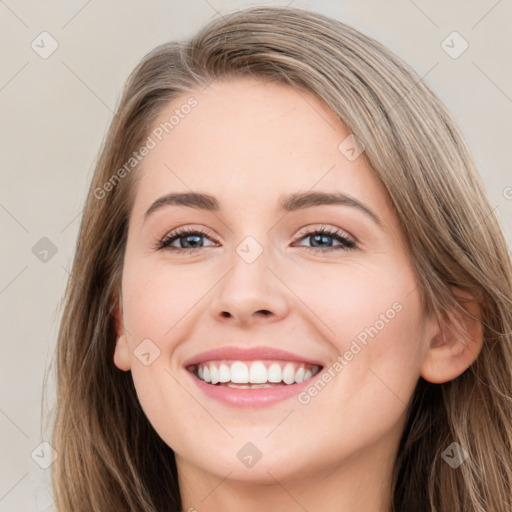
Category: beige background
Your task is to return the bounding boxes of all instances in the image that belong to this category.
[1,1,511,510]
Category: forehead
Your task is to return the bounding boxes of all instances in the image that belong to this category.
[131,77,394,222]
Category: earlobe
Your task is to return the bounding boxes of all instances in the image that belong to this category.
[112,296,131,371]
[420,288,484,384]
[113,334,132,371]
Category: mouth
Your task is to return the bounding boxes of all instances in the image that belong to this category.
[187,360,323,389]
[182,345,325,407]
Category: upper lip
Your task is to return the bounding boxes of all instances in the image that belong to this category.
[182,346,324,368]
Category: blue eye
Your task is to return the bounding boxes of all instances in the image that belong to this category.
[155,225,357,254]
[156,227,215,253]
[293,226,357,252]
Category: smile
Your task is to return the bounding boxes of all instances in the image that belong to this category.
[189,360,323,388]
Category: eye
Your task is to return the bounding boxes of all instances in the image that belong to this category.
[154,225,357,254]
[154,227,218,254]
[292,226,357,253]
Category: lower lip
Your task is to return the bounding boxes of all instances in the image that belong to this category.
[185,369,321,408]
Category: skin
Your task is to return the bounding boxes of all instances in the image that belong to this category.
[113,78,483,512]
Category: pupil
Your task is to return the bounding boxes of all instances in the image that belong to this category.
[311,234,332,247]
[183,234,202,248]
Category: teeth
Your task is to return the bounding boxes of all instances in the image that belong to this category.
[231,361,249,383]
[249,361,268,383]
[194,360,321,386]
[294,367,305,383]
[282,363,295,384]
[218,363,230,383]
[210,364,220,385]
[268,363,282,383]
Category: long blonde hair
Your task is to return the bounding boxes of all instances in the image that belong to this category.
[47,6,512,511]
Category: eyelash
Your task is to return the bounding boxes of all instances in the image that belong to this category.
[154,225,357,255]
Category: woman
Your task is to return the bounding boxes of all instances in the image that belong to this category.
[48,6,512,511]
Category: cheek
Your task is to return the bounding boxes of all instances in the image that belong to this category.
[291,280,425,463]
[291,260,426,401]
[281,257,421,355]
[119,261,204,447]
[122,259,203,341]
[119,257,221,416]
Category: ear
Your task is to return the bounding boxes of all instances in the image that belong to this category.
[420,288,484,384]
[112,294,131,372]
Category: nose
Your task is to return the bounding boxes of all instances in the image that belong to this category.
[209,247,290,328]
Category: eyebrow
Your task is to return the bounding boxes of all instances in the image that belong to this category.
[144,191,382,227]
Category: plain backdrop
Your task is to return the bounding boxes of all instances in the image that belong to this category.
[1,1,511,510]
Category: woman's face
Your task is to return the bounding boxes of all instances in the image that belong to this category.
[114,78,437,488]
